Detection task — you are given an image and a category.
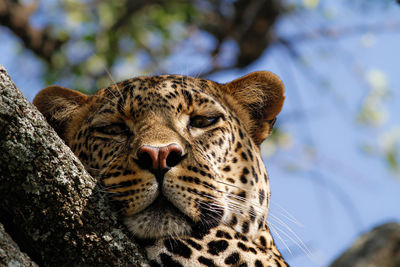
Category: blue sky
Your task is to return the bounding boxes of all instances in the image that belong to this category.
[1,1,400,266]
[252,2,400,266]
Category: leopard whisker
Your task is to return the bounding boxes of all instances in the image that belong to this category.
[90,94,125,119]
[199,193,251,222]
[103,67,126,101]
[192,198,231,228]
[191,202,219,228]
[270,201,303,227]
[206,183,307,256]
[268,216,313,258]
[213,179,242,190]
[269,222,293,255]
[212,178,269,208]
[268,214,309,251]
[200,194,259,220]
[199,181,266,217]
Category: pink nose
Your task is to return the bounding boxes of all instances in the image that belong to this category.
[136,144,184,172]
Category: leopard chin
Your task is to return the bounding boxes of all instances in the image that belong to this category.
[124,196,192,239]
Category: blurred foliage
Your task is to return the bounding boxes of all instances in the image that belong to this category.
[357,70,389,127]
[1,0,281,92]
[0,0,398,175]
[356,69,399,174]
[41,0,201,91]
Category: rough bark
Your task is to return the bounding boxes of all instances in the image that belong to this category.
[0,65,148,266]
[330,222,400,267]
[0,222,38,267]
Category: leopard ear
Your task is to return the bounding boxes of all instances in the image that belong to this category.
[224,71,285,146]
[33,86,89,140]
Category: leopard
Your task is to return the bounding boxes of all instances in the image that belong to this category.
[33,71,288,267]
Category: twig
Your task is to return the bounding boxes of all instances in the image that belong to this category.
[0,0,67,62]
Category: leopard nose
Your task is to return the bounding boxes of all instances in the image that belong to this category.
[136,144,184,175]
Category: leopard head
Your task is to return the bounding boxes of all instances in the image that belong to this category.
[33,71,285,240]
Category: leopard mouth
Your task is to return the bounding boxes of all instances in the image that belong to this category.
[123,170,223,238]
[145,194,186,216]
[124,192,194,239]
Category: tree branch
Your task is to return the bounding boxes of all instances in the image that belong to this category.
[276,21,400,45]
[0,0,67,62]
[330,222,400,267]
[0,222,37,266]
[0,65,148,266]
[109,0,163,32]
[202,20,400,78]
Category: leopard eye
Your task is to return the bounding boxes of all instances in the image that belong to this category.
[189,116,220,128]
[95,123,129,135]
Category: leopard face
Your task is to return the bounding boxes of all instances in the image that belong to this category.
[34,71,286,265]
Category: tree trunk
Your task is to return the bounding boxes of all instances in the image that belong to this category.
[0,222,37,266]
[0,65,148,266]
[330,222,400,267]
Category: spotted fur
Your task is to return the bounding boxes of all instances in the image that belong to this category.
[33,71,288,266]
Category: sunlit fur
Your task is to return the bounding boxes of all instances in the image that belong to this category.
[33,72,288,266]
